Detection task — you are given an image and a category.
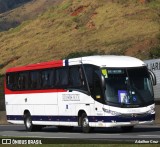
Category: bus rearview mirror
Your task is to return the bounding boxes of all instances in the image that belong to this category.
[148,70,156,86]
[101,75,106,89]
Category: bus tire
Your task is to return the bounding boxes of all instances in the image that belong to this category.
[81,113,93,133]
[121,126,134,132]
[24,113,42,132]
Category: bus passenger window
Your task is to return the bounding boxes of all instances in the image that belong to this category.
[30,71,41,89]
[17,72,28,90]
[55,68,69,87]
[41,70,55,88]
[48,70,55,88]
[7,73,16,90]
[7,72,28,90]
[84,65,94,87]
[69,66,83,88]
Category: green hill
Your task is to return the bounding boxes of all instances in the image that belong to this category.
[0,0,160,75]
[0,0,61,31]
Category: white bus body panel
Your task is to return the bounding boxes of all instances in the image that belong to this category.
[5,92,155,127]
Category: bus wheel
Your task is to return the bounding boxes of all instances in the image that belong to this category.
[24,113,42,132]
[81,113,93,133]
[121,126,134,132]
[24,113,34,131]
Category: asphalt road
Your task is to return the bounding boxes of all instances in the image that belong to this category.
[0,125,160,144]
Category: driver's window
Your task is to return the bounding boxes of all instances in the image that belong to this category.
[93,70,104,103]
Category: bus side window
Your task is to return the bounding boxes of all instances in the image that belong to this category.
[83,64,94,92]
[17,72,28,90]
[93,70,104,103]
[30,71,41,89]
[55,67,69,88]
[7,73,16,90]
[41,69,55,89]
[48,69,55,88]
[69,66,83,88]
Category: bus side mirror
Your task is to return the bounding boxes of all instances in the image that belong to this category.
[148,70,156,86]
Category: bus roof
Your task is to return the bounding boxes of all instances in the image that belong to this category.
[6,55,145,73]
[70,55,145,67]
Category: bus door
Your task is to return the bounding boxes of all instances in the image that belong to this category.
[92,69,105,117]
[58,90,77,126]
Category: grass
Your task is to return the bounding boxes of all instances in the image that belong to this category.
[149,45,160,59]
[9,20,32,33]
[59,0,72,10]
[63,49,105,59]
[148,0,160,9]
[0,0,159,75]
[0,0,62,31]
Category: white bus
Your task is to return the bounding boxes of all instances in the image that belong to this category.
[5,55,156,133]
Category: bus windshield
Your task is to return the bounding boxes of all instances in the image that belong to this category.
[102,67,154,107]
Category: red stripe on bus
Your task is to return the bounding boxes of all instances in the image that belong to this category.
[6,60,63,73]
[5,89,67,94]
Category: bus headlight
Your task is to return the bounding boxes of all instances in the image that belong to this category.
[147,106,155,114]
[102,108,121,116]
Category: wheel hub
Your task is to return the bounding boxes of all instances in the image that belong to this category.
[26,118,32,128]
[83,117,89,127]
